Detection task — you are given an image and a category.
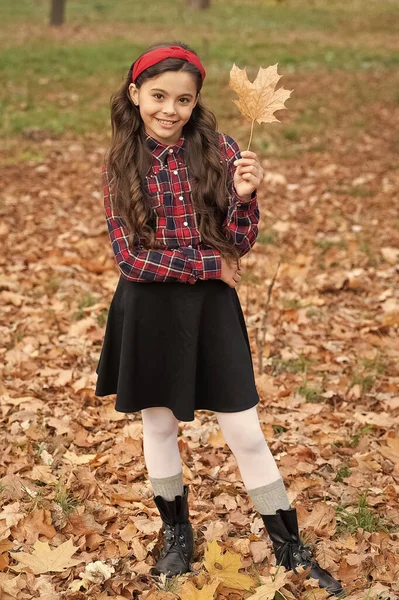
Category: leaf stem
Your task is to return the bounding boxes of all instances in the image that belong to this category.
[247,119,255,151]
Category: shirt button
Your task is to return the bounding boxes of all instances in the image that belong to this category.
[173,170,178,175]
[179,196,183,200]
[183,221,188,226]
[169,148,173,153]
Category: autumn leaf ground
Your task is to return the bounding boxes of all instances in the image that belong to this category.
[1,1,399,599]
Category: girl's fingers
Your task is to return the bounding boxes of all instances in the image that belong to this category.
[236,164,264,176]
[240,172,262,181]
[234,158,259,167]
[240,151,258,159]
[237,165,263,176]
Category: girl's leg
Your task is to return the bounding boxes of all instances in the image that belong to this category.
[141,407,184,500]
[215,406,344,596]
[142,407,193,577]
[215,406,291,514]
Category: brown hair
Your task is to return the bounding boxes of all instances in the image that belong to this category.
[106,41,239,262]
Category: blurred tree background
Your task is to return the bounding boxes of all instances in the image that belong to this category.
[1,0,398,157]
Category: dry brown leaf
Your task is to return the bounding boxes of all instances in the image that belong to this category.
[0,502,25,528]
[207,428,227,448]
[246,569,290,599]
[202,520,229,541]
[10,538,83,574]
[229,63,293,148]
[249,540,269,563]
[17,509,57,544]
[178,576,221,600]
[296,502,337,537]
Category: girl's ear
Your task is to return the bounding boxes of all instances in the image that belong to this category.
[129,83,139,106]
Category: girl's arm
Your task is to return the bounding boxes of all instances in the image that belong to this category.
[102,165,222,284]
[221,134,260,257]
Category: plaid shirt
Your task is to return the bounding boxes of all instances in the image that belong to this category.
[103,132,259,284]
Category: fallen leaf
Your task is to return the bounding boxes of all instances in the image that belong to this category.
[381,247,399,264]
[203,539,254,591]
[178,576,220,600]
[10,538,83,574]
[78,560,115,583]
[246,569,290,599]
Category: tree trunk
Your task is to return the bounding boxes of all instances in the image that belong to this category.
[185,0,211,9]
[50,0,66,26]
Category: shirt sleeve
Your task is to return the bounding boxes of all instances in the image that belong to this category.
[102,163,222,284]
[221,134,260,257]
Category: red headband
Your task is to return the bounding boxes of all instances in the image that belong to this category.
[132,45,206,83]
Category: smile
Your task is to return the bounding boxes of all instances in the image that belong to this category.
[156,118,178,127]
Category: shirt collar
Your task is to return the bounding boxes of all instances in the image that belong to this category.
[145,132,185,163]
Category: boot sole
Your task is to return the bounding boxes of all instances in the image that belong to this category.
[150,566,191,578]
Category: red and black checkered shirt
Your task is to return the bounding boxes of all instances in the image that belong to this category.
[103,132,259,284]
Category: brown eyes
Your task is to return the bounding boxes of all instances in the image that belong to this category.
[153,94,189,103]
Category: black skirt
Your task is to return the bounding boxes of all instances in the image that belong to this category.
[94,276,259,422]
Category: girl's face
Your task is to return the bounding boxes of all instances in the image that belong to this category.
[129,70,199,145]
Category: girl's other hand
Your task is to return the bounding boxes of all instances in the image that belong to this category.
[220,256,242,288]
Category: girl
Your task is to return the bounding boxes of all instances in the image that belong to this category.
[95,42,343,597]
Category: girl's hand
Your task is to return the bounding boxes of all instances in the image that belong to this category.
[233,150,264,199]
[220,256,242,288]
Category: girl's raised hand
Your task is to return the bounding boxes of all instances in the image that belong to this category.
[220,256,242,288]
[233,151,264,199]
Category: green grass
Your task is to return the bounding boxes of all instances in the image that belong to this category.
[296,382,324,403]
[282,298,303,310]
[97,308,108,328]
[2,40,396,134]
[257,230,278,245]
[1,0,398,140]
[350,373,375,395]
[306,307,322,319]
[361,353,388,375]
[271,355,312,375]
[54,480,79,516]
[313,239,347,253]
[282,126,301,141]
[44,276,62,296]
[335,465,352,482]
[363,588,392,600]
[336,493,389,535]
[272,424,288,435]
[349,425,374,448]
[241,271,261,285]
[347,186,375,197]
[72,292,97,320]
[0,0,394,30]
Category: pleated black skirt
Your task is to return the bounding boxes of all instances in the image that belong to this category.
[94,276,259,422]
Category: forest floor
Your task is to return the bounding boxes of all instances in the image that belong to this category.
[1,1,399,599]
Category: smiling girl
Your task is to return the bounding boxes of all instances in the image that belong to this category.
[94,41,343,597]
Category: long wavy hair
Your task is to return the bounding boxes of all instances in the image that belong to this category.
[106,41,239,262]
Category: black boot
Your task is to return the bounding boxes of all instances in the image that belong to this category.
[150,485,194,578]
[261,508,344,598]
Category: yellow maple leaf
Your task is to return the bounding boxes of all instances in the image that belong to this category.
[229,63,293,149]
[178,576,221,600]
[10,538,83,574]
[246,569,291,599]
[203,539,254,591]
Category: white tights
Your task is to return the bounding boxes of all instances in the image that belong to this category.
[141,406,281,490]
